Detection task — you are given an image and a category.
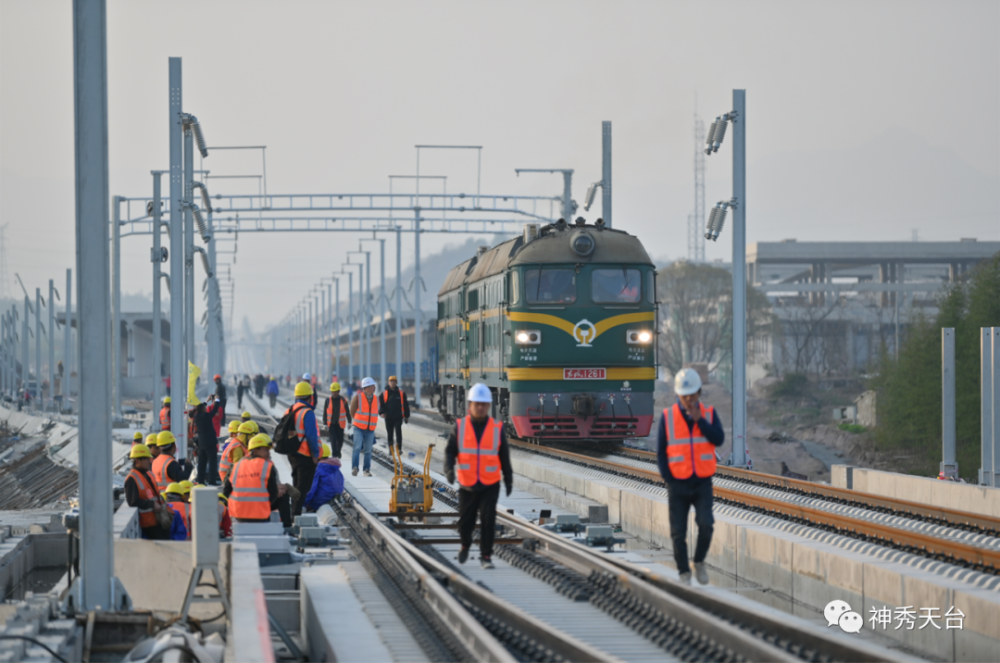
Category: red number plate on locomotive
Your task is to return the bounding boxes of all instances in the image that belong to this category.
[563,368,606,380]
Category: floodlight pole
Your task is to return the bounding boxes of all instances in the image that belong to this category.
[414,210,423,406]
[731,90,748,468]
[184,122,195,373]
[73,0,116,610]
[168,57,187,461]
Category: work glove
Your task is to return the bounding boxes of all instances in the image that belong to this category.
[446,470,455,485]
[505,483,512,497]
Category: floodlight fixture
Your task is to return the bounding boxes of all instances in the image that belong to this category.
[584,181,601,211]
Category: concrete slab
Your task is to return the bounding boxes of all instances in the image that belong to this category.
[833,465,1000,518]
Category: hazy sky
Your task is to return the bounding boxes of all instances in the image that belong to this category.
[1,0,997,335]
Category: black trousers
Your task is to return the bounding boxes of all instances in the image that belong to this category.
[197,443,219,485]
[237,388,244,409]
[667,477,715,574]
[385,420,403,451]
[288,453,316,516]
[328,426,345,458]
[457,483,500,557]
[141,524,170,540]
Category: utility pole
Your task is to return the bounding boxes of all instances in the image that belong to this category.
[395,227,402,381]
[414,210,423,406]
[48,279,57,406]
[602,121,612,228]
[169,57,187,460]
[21,296,29,394]
[64,269,72,408]
[73,0,116,610]
[689,112,706,262]
[112,195,122,416]
[184,119,195,374]
[35,289,41,409]
[151,172,164,426]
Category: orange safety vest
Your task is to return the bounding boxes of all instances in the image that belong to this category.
[166,499,191,539]
[284,402,316,457]
[326,396,348,429]
[159,406,171,430]
[219,437,247,483]
[151,453,178,494]
[455,417,502,487]
[380,389,408,419]
[354,393,377,431]
[664,403,717,480]
[229,457,274,520]
[126,468,162,529]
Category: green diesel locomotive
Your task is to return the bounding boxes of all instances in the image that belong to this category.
[434,218,657,442]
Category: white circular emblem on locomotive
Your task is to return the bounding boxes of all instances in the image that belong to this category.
[573,319,596,347]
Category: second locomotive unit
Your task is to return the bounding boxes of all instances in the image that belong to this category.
[434,217,657,442]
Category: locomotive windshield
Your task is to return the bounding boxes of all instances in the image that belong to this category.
[524,267,576,304]
[592,268,641,303]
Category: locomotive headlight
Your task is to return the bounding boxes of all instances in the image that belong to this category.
[515,330,541,345]
[627,329,653,344]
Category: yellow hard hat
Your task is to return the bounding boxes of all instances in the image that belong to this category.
[228,420,240,434]
[388,375,398,382]
[321,442,332,459]
[145,433,159,447]
[165,482,184,495]
[330,382,340,392]
[178,480,194,494]
[241,411,252,420]
[133,431,144,441]
[129,444,152,459]
[164,396,171,404]
[238,421,258,435]
[294,381,314,397]
[157,430,176,447]
[248,433,272,451]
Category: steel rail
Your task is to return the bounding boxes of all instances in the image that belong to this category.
[494,513,901,663]
[508,440,1000,572]
[348,498,621,663]
[618,447,1000,534]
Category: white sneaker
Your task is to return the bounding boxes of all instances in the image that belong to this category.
[352,467,358,476]
[693,562,709,585]
[678,572,692,585]
[363,471,372,477]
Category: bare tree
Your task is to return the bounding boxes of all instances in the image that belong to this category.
[657,261,775,376]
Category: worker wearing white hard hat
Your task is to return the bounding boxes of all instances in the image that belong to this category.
[657,367,725,587]
[444,383,513,570]
[349,377,379,476]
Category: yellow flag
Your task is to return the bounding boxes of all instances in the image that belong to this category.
[187,361,202,406]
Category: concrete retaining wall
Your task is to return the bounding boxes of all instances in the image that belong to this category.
[512,453,1000,662]
[832,465,1000,518]
[226,542,274,663]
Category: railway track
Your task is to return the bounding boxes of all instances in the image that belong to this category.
[506,440,1000,575]
[340,439,902,662]
[262,385,1000,574]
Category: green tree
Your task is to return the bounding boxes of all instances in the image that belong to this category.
[871,253,1000,479]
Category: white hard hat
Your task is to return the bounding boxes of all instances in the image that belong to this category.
[302,372,311,381]
[674,368,702,396]
[361,377,376,388]
[468,383,492,403]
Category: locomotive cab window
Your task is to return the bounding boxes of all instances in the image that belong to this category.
[592,268,641,303]
[524,267,576,304]
[509,271,520,305]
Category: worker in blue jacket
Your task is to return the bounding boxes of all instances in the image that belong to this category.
[305,443,345,511]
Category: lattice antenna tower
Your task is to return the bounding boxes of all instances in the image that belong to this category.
[0,224,10,300]
[687,113,706,262]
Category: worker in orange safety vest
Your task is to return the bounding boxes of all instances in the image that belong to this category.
[444,383,512,570]
[656,368,725,587]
